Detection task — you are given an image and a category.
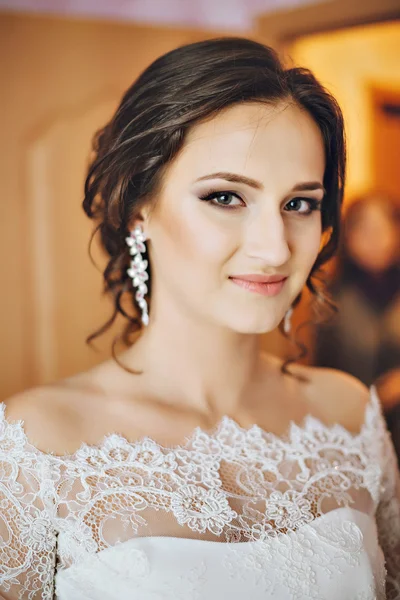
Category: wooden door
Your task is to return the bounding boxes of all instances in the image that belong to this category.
[370,86,400,202]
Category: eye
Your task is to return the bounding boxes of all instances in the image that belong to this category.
[199,190,245,209]
[284,197,321,215]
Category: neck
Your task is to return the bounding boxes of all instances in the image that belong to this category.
[120,298,265,421]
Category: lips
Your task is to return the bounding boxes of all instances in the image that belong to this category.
[229,274,287,283]
[229,274,288,297]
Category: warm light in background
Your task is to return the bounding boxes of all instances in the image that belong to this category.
[290,21,400,202]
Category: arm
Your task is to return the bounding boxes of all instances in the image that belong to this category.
[374,392,400,600]
[0,402,58,600]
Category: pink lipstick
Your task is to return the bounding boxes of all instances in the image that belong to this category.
[229,274,287,297]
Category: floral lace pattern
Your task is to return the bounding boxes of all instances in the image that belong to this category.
[222,508,387,599]
[0,387,399,599]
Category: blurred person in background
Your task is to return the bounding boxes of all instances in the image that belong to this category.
[1,39,399,600]
[315,193,400,459]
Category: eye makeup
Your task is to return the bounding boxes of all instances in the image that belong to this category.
[198,189,245,210]
[198,187,323,215]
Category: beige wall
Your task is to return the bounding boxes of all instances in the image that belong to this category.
[0,13,237,399]
[289,21,400,199]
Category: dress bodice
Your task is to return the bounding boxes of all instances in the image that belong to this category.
[55,508,386,600]
[0,387,399,599]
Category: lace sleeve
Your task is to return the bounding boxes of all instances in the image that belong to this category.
[0,405,57,600]
[373,393,400,600]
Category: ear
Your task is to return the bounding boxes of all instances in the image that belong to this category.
[128,202,153,238]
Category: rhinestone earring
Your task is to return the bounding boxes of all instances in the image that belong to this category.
[283,306,293,335]
[125,225,149,326]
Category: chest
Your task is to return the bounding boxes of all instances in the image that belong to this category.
[53,417,379,567]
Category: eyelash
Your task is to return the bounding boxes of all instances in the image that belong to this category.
[198,190,322,215]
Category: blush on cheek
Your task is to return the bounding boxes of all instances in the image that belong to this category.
[176,203,235,270]
[152,203,224,291]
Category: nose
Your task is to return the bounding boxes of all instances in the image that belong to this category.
[245,209,291,268]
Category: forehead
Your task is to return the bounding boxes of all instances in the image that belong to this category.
[169,102,325,185]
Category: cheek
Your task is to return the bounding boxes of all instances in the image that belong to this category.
[184,219,232,266]
[151,200,236,285]
[290,217,322,269]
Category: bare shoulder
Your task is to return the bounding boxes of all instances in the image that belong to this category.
[3,376,103,455]
[292,363,371,434]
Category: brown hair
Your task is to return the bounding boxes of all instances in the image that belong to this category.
[83,37,346,367]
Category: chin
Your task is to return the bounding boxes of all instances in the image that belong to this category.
[220,311,283,335]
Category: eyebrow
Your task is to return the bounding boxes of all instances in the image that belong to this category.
[194,172,325,194]
[293,182,326,194]
[195,172,264,190]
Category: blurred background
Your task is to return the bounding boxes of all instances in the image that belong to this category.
[0,1,399,440]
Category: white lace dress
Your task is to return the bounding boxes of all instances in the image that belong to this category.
[0,387,399,600]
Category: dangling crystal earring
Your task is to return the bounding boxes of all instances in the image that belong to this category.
[283,306,293,335]
[125,225,149,326]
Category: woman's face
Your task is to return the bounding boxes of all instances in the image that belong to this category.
[143,101,325,333]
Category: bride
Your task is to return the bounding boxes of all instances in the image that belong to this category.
[1,37,399,600]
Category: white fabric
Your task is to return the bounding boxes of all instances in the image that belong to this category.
[55,508,386,600]
[0,386,399,600]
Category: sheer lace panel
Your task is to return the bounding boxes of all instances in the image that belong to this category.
[0,387,399,599]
